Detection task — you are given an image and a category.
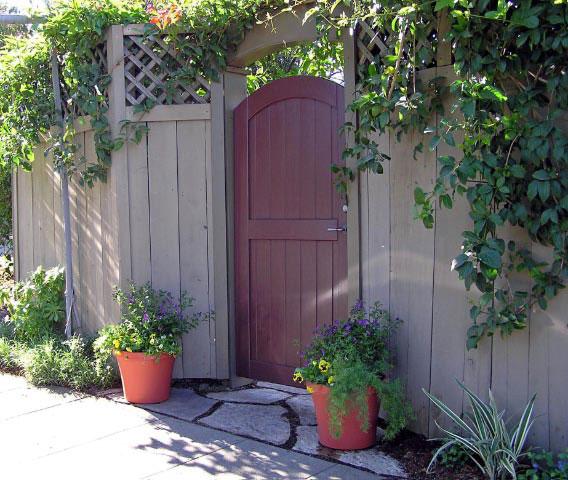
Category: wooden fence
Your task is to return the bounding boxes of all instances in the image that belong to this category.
[11,17,568,450]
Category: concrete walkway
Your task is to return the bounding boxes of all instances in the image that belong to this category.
[0,373,400,479]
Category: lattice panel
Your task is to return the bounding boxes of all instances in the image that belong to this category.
[123,35,210,106]
[355,18,438,82]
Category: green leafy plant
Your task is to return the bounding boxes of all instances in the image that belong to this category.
[94,282,204,361]
[0,266,65,343]
[17,336,115,390]
[424,381,536,479]
[293,301,413,440]
[519,449,568,480]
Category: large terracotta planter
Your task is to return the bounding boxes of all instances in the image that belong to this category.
[308,382,379,450]
[114,351,175,404]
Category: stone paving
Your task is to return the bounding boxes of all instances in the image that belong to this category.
[109,381,407,478]
[0,372,406,479]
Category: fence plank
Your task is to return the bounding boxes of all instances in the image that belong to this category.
[389,127,436,434]
[177,119,213,377]
[16,170,34,278]
[127,123,151,285]
[147,120,182,377]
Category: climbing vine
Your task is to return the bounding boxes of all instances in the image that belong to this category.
[0,0,566,348]
[303,0,568,348]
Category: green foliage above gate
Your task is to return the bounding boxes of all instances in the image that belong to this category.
[0,0,566,348]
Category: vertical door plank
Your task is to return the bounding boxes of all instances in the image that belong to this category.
[147,121,182,377]
[285,241,302,365]
[178,120,212,377]
[269,239,286,365]
[299,101,316,219]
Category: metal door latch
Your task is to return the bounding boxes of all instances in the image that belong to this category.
[327,226,347,232]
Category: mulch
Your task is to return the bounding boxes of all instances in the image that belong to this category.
[380,429,483,480]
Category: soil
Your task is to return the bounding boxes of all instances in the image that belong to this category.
[380,428,483,480]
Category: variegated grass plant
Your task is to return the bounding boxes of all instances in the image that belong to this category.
[423,381,535,480]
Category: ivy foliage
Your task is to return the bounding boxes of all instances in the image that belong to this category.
[0,0,567,349]
[302,0,568,348]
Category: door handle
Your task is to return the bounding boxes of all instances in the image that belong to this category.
[327,226,347,232]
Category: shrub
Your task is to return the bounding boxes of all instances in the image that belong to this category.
[424,381,535,480]
[94,282,203,361]
[293,301,413,440]
[0,266,65,343]
[519,450,568,480]
[18,336,115,391]
[0,337,16,370]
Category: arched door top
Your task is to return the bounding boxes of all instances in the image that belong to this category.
[236,76,342,119]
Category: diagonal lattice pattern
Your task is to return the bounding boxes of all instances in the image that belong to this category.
[123,34,211,106]
[355,18,438,82]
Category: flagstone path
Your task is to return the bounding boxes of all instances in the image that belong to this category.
[0,372,407,479]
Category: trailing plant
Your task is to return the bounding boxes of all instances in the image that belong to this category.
[424,381,536,479]
[0,266,65,343]
[519,449,568,479]
[299,0,568,349]
[293,301,413,440]
[94,282,203,361]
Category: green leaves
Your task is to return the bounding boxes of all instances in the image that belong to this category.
[478,247,502,269]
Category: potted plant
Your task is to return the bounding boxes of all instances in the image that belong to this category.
[293,301,412,450]
[94,282,201,404]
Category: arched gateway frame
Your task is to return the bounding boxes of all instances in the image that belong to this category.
[216,5,361,384]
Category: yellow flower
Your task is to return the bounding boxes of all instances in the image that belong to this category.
[113,339,120,349]
[126,347,132,352]
[327,376,335,385]
[307,386,314,394]
[293,371,304,383]
[318,359,331,373]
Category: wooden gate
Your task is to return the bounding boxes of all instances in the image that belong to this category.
[234,76,347,385]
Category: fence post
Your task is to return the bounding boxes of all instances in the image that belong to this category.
[106,25,131,319]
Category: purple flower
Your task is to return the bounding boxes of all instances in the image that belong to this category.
[143,312,149,322]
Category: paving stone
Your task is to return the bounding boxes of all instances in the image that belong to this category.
[0,385,82,421]
[14,418,246,479]
[136,388,217,421]
[0,395,154,462]
[257,381,310,395]
[293,426,406,478]
[286,394,316,425]
[206,387,291,404]
[0,373,27,393]
[199,403,290,445]
[310,464,387,479]
[148,439,334,480]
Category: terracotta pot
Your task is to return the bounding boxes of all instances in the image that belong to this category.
[114,351,175,404]
[308,382,379,450]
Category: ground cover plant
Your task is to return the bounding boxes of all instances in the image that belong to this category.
[0,266,115,390]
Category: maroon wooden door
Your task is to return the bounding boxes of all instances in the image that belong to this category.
[234,76,347,385]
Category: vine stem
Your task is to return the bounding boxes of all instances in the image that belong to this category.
[387,18,408,101]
